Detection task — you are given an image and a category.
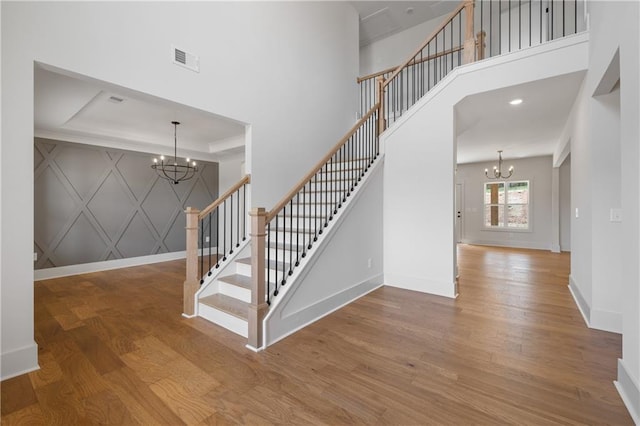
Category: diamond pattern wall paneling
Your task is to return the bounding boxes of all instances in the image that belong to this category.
[34,138,219,269]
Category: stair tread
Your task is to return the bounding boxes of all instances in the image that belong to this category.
[218,274,251,289]
[199,293,248,321]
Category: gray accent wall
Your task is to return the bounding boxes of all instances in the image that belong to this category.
[34,138,218,269]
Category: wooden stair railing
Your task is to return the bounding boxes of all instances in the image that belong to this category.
[248,104,381,349]
[375,0,475,132]
[183,174,251,317]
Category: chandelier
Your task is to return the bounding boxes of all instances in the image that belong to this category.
[151,121,197,184]
[485,150,514,179]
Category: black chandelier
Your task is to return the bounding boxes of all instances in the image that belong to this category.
[485,150,514,179]
[151,121,197,184]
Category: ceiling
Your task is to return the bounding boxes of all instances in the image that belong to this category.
[456,71,585,164]
[34,66,246,162]
[351,1,459,47]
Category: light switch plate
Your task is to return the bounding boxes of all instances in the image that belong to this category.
[610,208,622,223]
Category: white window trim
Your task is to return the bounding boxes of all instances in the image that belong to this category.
[482,179,532,232]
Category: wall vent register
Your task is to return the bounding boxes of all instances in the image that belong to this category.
[172,45,200,73]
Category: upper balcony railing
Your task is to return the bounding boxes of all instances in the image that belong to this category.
[359,0,585,127]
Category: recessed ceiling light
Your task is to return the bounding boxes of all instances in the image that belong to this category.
[509,98,523,105]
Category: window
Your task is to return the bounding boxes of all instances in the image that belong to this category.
[484,180,529,229]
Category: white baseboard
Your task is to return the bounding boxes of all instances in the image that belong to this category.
[568,276,622,334]
[245,344,263,353]
[384,272,457,299]
[1,342,39,381]
[34,250,187,280]
[568,275,590,327]
[590,308,622,334]
[551,243,561,253]
[614,359,640,425]
[460,239,550,251]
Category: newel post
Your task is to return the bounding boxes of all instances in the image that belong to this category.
[376,76,386,136]
[462,0,476,64]
[183,207,200,317]
[476,30,487,61]
[248,207,268,350]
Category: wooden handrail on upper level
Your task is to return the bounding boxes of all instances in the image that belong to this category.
[265,104,380,223]
[199,174,251,219]
[357,44,468,84]
[382,0,469,89]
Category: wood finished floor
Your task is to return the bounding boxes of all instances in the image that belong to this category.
[1,245,632,424]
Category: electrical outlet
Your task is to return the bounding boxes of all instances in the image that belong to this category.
[367,258,372,268]
[33,252,37,262]
[575,208,579,218]
[205,236,210,243]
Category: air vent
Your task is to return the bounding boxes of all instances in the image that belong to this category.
[172,45,200,73]
[108,95,125,103]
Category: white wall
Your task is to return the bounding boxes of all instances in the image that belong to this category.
[590,86,622,333]
[566,80,593,311]
[456,156,553,250]
[383,34,588,299]
[567,1,640,420]
[1,1,359,379]
[559,154,571,251]
[384,100,457,297]
[218,155,245,196]
[359,14,446,76]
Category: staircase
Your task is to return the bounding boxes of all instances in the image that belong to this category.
[195,157,371,339]
[183,0,582,349]
[199,272,251,337]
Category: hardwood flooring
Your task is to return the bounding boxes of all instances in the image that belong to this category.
[1,244,632,424]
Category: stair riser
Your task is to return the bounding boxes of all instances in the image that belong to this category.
[294,192,350,203]
[198,304,248,338]
[274,216,326,228]
[278,204,327,217]
[236,261,291,278]
[266,247,308,264]
[218,281,251,303]
[317,170,362,179]
[268,229,324,244]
